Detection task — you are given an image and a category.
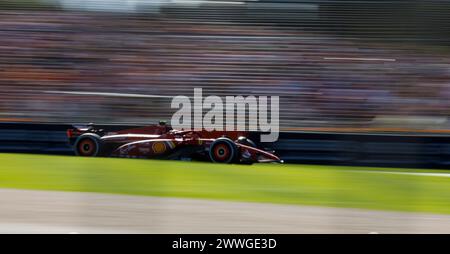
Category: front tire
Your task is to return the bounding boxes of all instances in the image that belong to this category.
[74,133,102,157]
[209,138,238,163]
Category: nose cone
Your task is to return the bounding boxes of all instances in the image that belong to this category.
[256,151,283,163]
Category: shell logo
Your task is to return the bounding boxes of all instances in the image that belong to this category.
[152,142,166,154]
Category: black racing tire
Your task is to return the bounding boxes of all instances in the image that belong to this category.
[209,137,238,163]
[74,133,102,157]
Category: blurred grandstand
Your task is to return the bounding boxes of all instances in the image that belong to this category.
[0,0,449,132]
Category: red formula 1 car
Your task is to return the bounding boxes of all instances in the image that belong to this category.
[67,122,282,164]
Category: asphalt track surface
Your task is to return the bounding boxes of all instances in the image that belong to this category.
[1,189,450,234]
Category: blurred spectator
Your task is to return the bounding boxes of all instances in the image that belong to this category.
[0,10,449,132]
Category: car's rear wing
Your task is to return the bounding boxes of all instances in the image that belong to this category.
[66,124,104,145]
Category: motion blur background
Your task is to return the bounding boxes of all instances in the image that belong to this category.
[1,1,450,234]
[0,0,449,132]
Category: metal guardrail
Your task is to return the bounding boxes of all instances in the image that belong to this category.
[1,123,449,168]
[263,132,450,168]
[0,123,72,154]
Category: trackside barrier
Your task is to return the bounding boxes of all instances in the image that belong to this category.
[1,123,449,168]
[259,132,450,168]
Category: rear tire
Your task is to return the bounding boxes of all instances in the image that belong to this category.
[209,138,238,163]
[74,133,102,157]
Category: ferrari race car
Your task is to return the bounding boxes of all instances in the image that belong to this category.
[67,122,282,164]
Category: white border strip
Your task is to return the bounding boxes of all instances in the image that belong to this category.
[323,57,396,62]
[348,170,450,178]
[44,90,174,99]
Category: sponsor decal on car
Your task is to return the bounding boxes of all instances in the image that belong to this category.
[120,144,136,155]
[152,142,166,154]
[138,147,150,153]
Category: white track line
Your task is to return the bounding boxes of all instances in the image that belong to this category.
[347,170,450,178]
[323,57,397,62]
[44,90,174,99]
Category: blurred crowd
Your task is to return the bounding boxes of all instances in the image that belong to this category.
[0,10,449,131]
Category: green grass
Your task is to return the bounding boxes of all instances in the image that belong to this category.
[0,153,449,214]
